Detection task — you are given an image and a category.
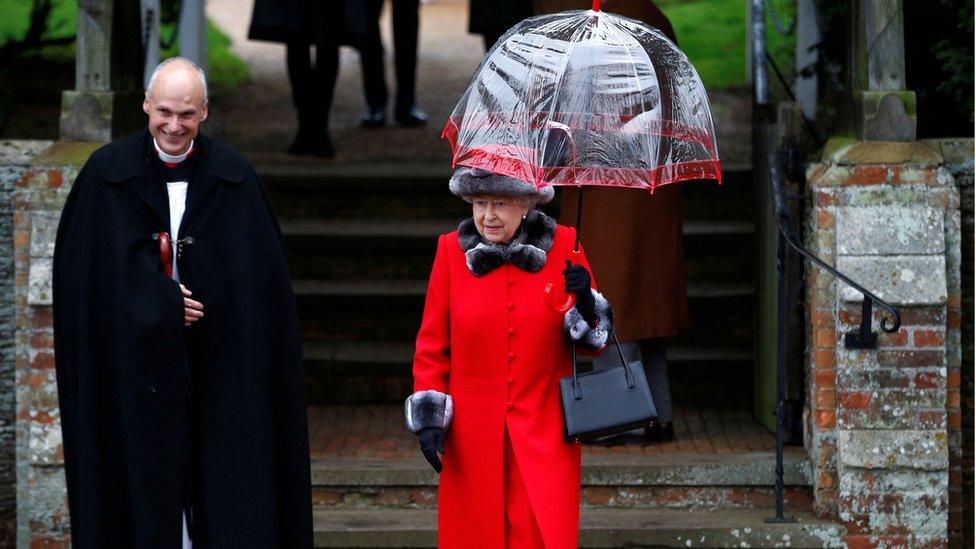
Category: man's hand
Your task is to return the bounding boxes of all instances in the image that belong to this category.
[180,284,205,326]
[418,427,445,473]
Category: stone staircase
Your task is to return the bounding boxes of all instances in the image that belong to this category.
[260,162,846,546]
[264,163,758,407]
[306,452,843,547]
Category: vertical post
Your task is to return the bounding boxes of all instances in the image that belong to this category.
[179,0,207,72]
[752,0,795,525]
[794,0,819,120]
[61,0,145,142]
[750,0,767,107]
[75,0,113,92]
[850,0,915,141]
[142,0,161,88]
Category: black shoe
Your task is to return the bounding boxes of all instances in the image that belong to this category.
[394,106,428,127]
[309,134,335,158]
[288,131,335,158]
[643,422,675,443]
[360,108,386,128]
[288,131,316,155]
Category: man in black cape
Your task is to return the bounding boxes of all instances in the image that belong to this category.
[53,58,313,547]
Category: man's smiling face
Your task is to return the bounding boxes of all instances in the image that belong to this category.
[143,64,208,156]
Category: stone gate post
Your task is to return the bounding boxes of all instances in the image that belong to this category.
[805,139,962,547]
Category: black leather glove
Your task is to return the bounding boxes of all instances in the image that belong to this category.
[418,427,445,473]
[563,264,596,324]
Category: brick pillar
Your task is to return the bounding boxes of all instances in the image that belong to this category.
[13,143,99,547]
[805,139,961,547]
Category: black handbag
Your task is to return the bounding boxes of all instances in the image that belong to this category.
[559,331,658,442]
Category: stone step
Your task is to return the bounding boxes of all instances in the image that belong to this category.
[281,219,756,281]
[310,453,814,512]
[293,279,755,342]
[303,342,753,377]
[280,218,756,238]
[312,507,845,547]
[292,279,756,301]
[312,452,811,488]
[301,341,754,404]
[262,163,754,222]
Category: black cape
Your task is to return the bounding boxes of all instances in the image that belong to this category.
[53,130,312,548]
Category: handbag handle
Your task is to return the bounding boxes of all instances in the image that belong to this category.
[570,328,635,400]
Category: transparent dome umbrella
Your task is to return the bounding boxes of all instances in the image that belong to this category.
[443,4,721,192]
[442,3,722,310]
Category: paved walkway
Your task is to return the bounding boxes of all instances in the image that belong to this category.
[206,0,751,166]
[308,404,775,460]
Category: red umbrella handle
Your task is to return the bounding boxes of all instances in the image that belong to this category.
[158,232,173,279]
[545,253,581,314]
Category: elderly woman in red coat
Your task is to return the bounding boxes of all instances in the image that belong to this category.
[404,167,613,548]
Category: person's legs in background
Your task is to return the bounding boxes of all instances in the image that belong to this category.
[359,0,389,127]
[481,30,504,52]
[640,338,674,441]
[391,0,427,126]
[285,40,316,154]
[285,8,339,158]
[311,15,340,157]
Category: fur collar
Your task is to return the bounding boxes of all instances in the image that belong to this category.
[457,210,557,276]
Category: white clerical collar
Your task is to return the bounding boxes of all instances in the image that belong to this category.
[153,138,194,164]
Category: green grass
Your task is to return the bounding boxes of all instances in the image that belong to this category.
[657,0,796,90]
[0,0,76,44]
[0,0,250,97]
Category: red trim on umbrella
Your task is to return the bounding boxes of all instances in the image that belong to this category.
[442,118,722,192]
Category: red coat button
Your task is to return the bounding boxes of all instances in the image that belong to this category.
[508,353,515,361]
[507,377,514,385]
[506,402,513,411]
[507,303,515,310]
[508,328,516,335]
[506,280,515,287]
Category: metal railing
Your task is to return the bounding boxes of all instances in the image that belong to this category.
[749,0,901,523]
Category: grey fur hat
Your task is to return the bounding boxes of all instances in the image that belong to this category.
[449,166,555,204]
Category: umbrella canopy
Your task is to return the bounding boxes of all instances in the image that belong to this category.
[443,8,721,192]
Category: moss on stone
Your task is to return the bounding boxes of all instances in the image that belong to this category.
[30,142,102,167]
[827,140,943,167]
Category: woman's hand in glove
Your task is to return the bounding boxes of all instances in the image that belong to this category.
[418,427,445,473]
[563,264,596,324]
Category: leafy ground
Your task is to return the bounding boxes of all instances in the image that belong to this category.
[658,0,796,90]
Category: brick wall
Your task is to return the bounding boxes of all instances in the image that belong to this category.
[12,143,96,547]
[805,139,961,547]
[924,139,974,548]
[0,141,53,548]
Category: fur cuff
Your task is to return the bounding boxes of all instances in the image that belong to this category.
[404,390,454,433]
[564,290,613,350]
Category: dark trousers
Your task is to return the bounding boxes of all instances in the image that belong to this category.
[359,0,420,112]
[286,14,339,137]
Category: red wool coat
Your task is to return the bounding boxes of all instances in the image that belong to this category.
[413,224,597,548]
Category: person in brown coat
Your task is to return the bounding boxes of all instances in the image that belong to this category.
[544,0,687,442]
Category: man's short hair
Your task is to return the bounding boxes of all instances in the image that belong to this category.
[146,57,209,105]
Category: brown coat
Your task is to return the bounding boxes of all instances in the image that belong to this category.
[553,0,689,341]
